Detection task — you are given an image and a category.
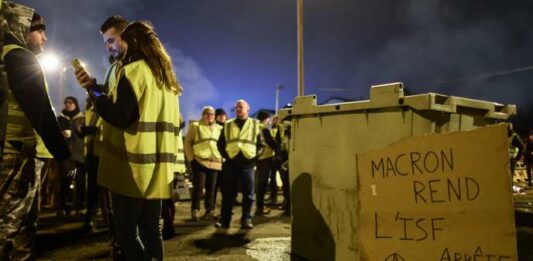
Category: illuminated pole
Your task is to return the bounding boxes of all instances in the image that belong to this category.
[59,67,66,102]
[297,0,305,96]
[275,84,285,114]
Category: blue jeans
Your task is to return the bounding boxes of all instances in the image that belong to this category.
[220,163,255,225]
[111,193,162,261]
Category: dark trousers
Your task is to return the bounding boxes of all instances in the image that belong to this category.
[85,155,99,224]
[220,162,254,225]
[161,199,175,228]
[256,158,273,209]
[191,161,218,212]
[269,161,279,200]
[59,161,86,213]
[214,164,227,205]
[111,193,162,261]
[162,174,177,228]
[280,165,290,210]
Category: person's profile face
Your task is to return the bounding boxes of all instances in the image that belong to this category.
[28,29,47,54]
[102,27,127,59]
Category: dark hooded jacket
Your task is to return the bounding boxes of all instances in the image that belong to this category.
[1,1,70,161]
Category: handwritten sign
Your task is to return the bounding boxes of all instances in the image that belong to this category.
[357,125,517,261]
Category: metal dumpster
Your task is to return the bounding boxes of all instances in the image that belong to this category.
[279,82,517,261]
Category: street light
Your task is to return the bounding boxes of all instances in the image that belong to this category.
[38,53,60,71]
[275,84,286,114]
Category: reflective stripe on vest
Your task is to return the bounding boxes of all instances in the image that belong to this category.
[224,118,259,159]
[192,122,222,160]
[98,60,180,199]
[258,123,275,160]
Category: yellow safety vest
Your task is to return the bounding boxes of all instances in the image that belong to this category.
[98,60,181,199]
[84,107,102,156]
[2,44,53,158]
[224,117,259,159]
[105,63,118,96]
[84,64,118,157]
[279,122,290,152]
[192,121,222,160]
[258,123,275,160]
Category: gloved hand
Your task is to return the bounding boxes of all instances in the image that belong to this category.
[59,157,77,179]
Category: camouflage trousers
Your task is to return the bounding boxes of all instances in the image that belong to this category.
[0,153,43,261]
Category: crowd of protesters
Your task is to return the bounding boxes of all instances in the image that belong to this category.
[1,2,531,261]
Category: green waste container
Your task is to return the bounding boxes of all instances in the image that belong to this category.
[278,82,517,261]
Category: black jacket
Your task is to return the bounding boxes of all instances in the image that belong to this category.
[3,34,70,161]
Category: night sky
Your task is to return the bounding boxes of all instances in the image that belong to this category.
[18,0,533,133]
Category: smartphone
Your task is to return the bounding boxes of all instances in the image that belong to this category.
[71,58,84,71]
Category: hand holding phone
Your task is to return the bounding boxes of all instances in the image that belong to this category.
[72,58,93,89]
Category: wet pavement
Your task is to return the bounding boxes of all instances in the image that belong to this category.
[33,186,533,260]
[36,197,291,260]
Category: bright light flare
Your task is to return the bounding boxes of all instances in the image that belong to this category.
[38,54,60,71]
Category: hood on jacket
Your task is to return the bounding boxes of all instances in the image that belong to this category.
[1,1,34,47]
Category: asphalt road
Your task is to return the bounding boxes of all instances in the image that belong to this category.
[34,189,533,261]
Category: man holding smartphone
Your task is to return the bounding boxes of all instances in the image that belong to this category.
[73,15,129,258]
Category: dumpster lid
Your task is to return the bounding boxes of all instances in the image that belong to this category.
[278,82,516,121]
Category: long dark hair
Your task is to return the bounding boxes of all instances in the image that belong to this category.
[120,21,182,95]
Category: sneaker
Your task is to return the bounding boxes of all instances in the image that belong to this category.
[241,219,253,229]
[254,207,271,216]
[215,222,229,228]
[191,209,200,221]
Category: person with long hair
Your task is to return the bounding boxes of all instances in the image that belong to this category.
[75,20,183,261]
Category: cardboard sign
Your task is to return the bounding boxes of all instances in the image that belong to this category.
[357,125,517,261]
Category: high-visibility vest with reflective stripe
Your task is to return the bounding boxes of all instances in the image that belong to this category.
[258,123,275,160]
[98,60,181,199]
[85,63,118,157]
[2,44,53,158]
[105,63,118,96]
[224,117,259,159]
[192,121,222,160]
